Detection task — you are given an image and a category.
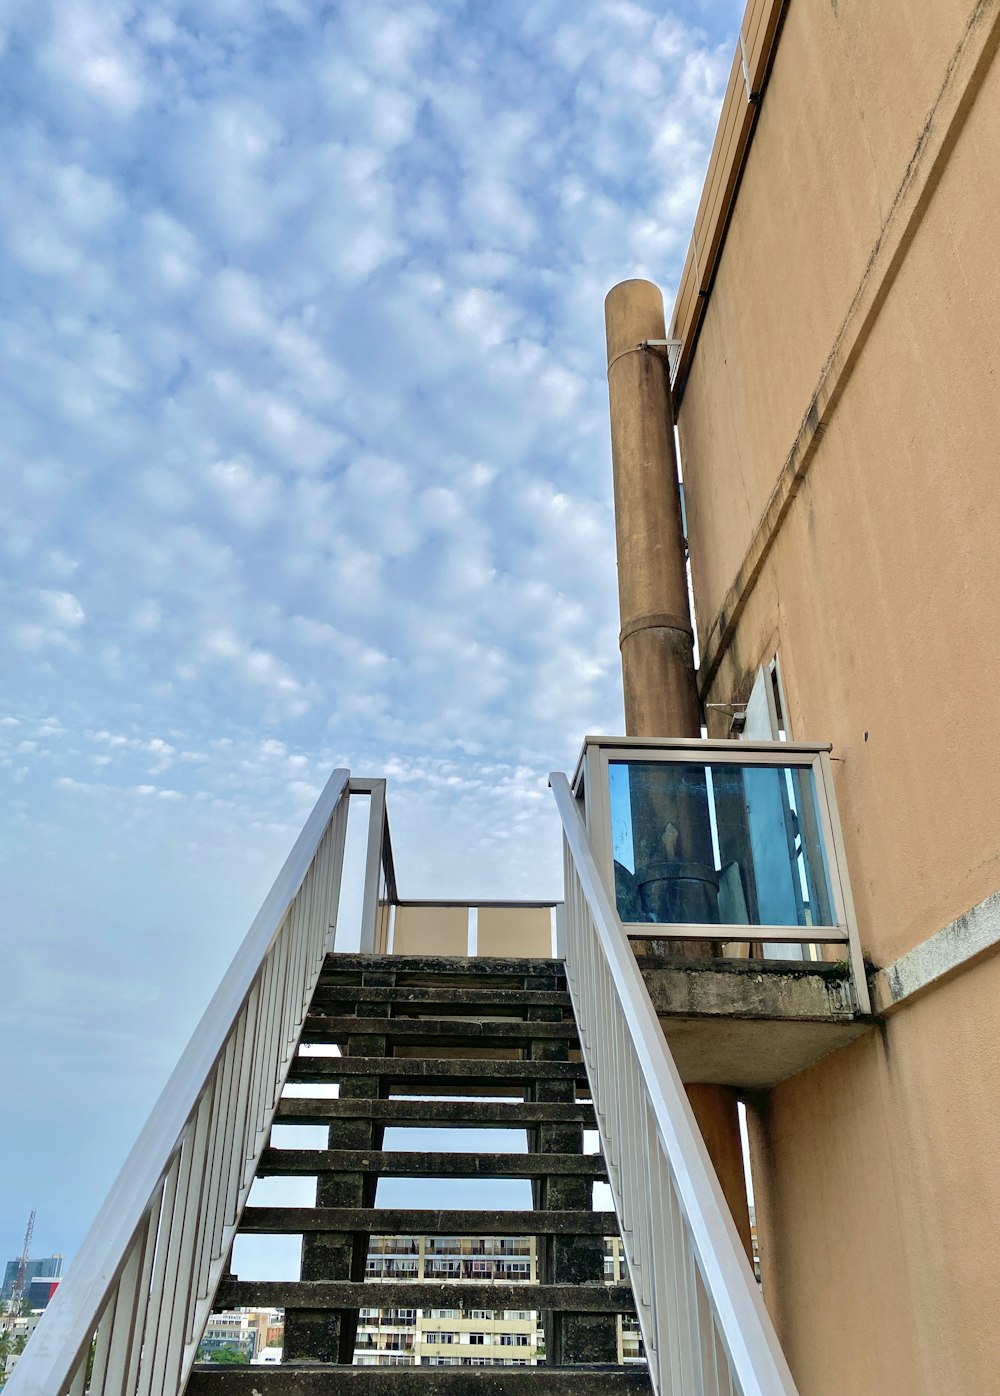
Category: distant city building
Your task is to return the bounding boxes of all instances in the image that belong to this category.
[197,1308,283,1362]
[353,1234,644,1368]
[24,1277,60,1311]
[1,1312,43,1383]
[1,1256,63,1304]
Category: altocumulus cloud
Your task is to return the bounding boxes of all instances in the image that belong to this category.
[0,0,740,1263]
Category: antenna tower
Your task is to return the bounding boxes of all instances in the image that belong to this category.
[7,1211,35,1320]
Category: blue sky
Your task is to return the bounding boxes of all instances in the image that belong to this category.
[0,0,741,1273]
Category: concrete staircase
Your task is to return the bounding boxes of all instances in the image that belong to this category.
[187,953,651,1393]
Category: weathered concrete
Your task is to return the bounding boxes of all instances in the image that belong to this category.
[312,982,578,1016]
[217,1280,637,1313]
[634,954,871,1088]
[250,953,639,1377]
[302,1015,578,1043]
[239,1207,619,1236]
[527,999,619,1365]
[870,885,1000,1015]
[258,1148,607,1179]
[311,984,573,1009]
[286,1056,588,1084]
[275,1097,594,1127]
[186,1365,653,1394]
[321,953,566,978]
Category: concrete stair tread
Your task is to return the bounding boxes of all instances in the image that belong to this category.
[302,1016,579,1042]
[186,1364,652,1393]
[258,1148,606,1178]
[275,1099,596,1127]
[322,954,565,977]
[239,1207,619,1235]
[287,1057,587,1083]
[217,1280,636,1312]
[311,986,572,1009]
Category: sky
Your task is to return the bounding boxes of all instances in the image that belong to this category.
[0,0,742,1277]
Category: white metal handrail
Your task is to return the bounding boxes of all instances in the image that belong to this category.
[9,768,351,1396]
[551,771,800,1396]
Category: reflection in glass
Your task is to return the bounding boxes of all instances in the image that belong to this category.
[609,761,835,927]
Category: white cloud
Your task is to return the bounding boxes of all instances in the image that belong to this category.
[41,0,146,115]
[0,0,741,1267]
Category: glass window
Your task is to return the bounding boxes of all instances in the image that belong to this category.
[608,760,835,928]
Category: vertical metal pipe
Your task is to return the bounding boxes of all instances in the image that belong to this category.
[605,279,699,738]
[605,279,720,929]
[604,277,751,1260]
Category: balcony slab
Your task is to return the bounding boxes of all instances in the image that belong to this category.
[632,949,873,1090]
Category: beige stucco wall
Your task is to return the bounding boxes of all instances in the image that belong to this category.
[671,2,1000,1391]
[679,0,1000,969]
[749,951,1000,1395]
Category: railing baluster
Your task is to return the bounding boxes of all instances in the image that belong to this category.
[125,1188,163,1394]
[551,769,800,1396]
[7,771,350,1396]
[161,1086,215,1389]
[194,1029,237,1310]
[85,1290,116,1394]
[135,1150,182,1396]
[227,984,260,1226]
[66,1355,88,1396]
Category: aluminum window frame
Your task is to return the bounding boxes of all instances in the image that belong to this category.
[572,736,870,1014]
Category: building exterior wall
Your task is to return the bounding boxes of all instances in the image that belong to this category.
[356,1234,542,1368]
[671,1,1000,1392]
[0,1257,63,1304]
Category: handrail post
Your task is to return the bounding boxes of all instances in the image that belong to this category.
[358,779,387,954]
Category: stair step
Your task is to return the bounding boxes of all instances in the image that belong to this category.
[187,1364,652,1393]
[302,1016,579,1044]
[258,1149,606,1179]
[322,954,565,978]
[310,985,572,1010]
[287,1057,587,1085]
[216,1279,635,1313]
[275,1098,595,1127]
[239,1207,619,1235]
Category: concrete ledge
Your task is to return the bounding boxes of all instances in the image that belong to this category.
[870,886,1000,1015]
[633,953,872,1089]
[187,1364,653,1394]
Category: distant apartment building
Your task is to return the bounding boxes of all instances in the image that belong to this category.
[356,1232,540,1369]
[355,1234,643,1368]
[198,1307,283,1362]
[1,1312,43,1384]
[1,1257,63,1304]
